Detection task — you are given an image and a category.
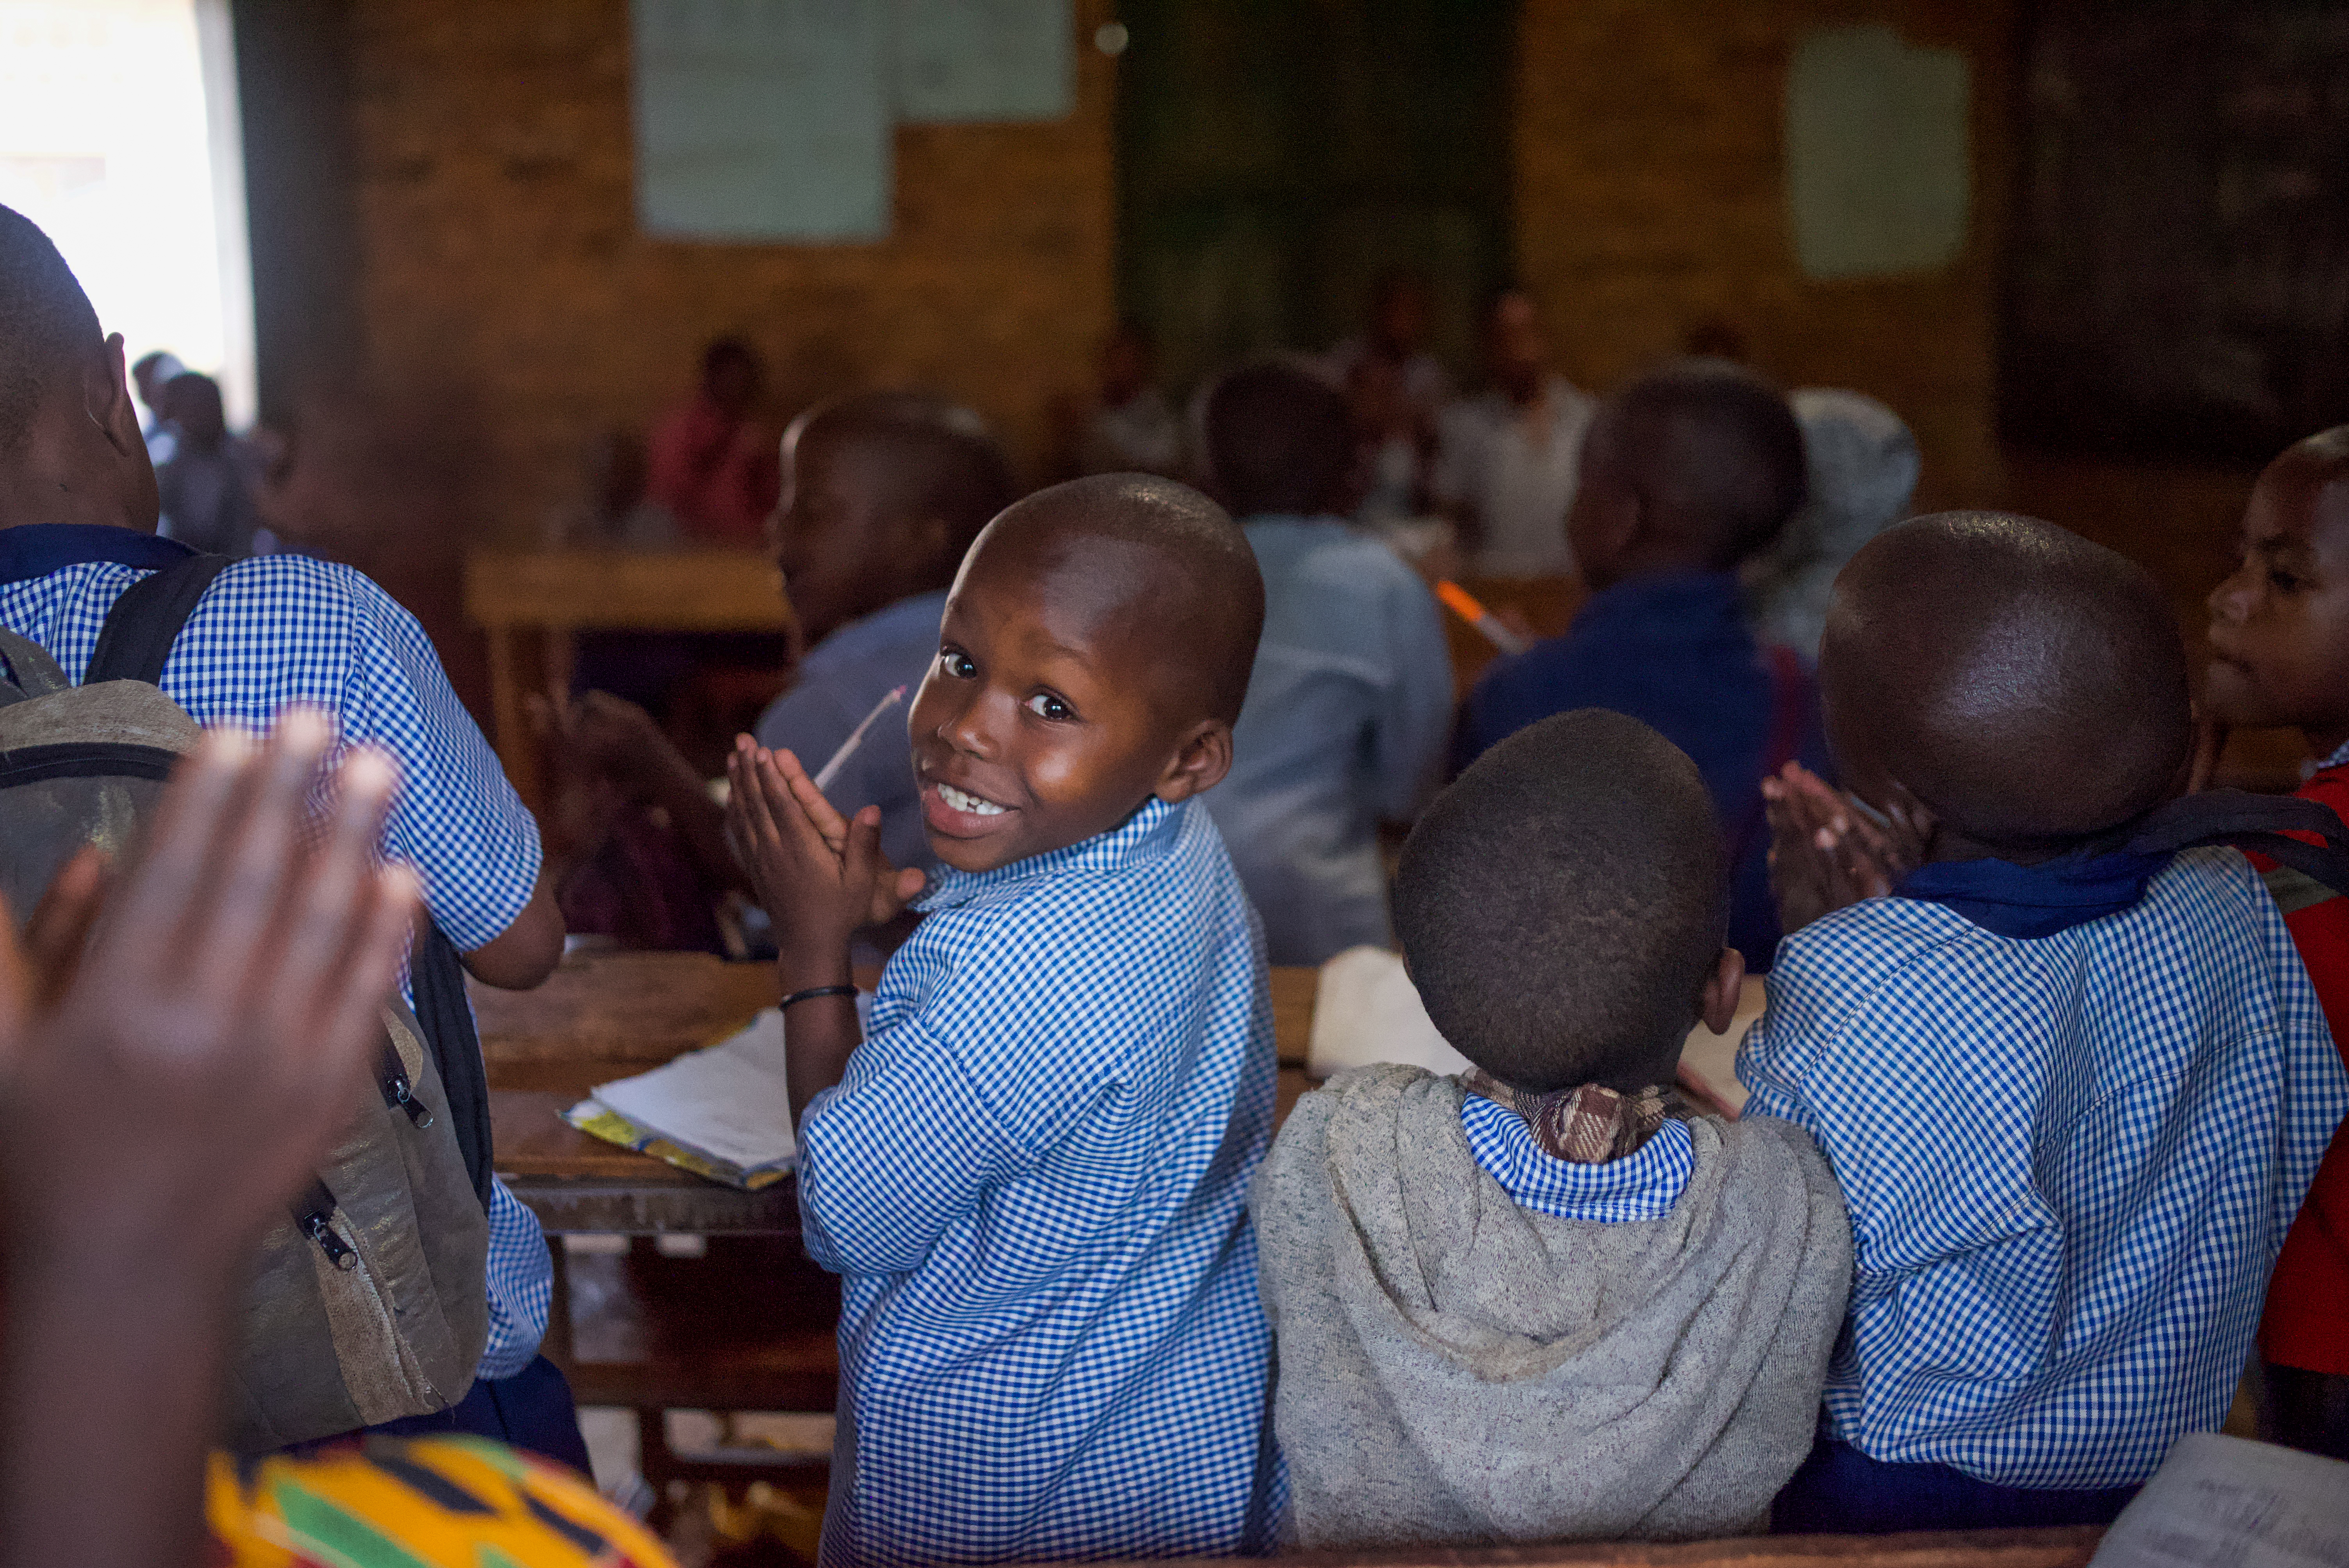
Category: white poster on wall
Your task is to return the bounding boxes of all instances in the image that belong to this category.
[630,0,891,243]
[894,0,1072,123]
[1786,24,1971,280]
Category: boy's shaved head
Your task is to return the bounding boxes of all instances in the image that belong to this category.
[911,474,1263,872]
[966,474,1264,726]
[1395,710,1727,1092]
[796,390,1016,552]
[1826,511,2191,849]
[1573,357,1808,578]
[0,203,103,459]
[773,390,1017,643]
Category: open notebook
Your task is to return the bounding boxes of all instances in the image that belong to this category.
[562,1000,866,1189]
[1306,946,1763,1117]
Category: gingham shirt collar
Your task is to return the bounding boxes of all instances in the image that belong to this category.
[2323,736,2349,772]
[1459,1094,1694,1223]
[914,795,1177,910]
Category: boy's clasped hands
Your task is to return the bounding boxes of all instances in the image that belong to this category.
[724,736,927,1121]
[725,736,927,950]
[1761,761,1932,934]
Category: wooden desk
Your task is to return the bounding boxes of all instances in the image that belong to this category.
[480,952,1322,1234]
[463,548,793,811]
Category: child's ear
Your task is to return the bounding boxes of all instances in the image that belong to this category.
[1153,720,1234,804]
[1697,945,1746,1035]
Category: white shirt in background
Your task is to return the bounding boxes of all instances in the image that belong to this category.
[1434,375,1596,578]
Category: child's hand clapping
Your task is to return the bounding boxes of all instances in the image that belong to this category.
[725,738,926,948]
[1763,761,1932,934]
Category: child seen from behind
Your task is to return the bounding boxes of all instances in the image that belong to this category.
[1253,708,1851,1548]
[1750,512,2349,1528]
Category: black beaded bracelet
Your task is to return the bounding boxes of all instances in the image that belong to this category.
[779,984,859,1010]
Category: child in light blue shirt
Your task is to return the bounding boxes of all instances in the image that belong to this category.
[727,474,1280,1567]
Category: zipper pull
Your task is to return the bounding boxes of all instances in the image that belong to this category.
[303,1212,359,1271]
[292,1180,359,1271]
[377,1041,433,1128]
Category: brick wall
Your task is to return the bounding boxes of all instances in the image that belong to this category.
[345,0,1117,544]
[1513,0,2017,512]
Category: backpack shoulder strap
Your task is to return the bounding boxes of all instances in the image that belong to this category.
[86,554,232,686]
[408,915,495,1212]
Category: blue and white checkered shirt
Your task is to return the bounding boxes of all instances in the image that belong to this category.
[797,796,1282,1568]
[0,541,552,1381]
[1459,1096,1695,1222]
[1740,848,2349,1488]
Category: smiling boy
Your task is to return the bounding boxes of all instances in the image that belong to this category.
[726,474,1278,1566]
[2203,425,2349,1459]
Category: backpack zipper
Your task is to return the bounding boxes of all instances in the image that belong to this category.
[292,1180,359,1271]
[376,1040,433,1129]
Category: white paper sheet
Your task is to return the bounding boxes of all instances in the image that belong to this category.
[592,1008,798,1172]
[1307,946,1474,1079]
[894,0,1072,123]
[631,0,891,242]
[2090,1432,2349,1568]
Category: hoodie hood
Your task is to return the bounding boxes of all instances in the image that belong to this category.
[1253,1064,1850,1547]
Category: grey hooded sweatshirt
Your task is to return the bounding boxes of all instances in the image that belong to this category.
[1251,1064,1850,1548]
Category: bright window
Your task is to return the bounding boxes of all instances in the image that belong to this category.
[0,0,256,426]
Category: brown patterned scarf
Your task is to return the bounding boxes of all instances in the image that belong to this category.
[1460,1068,1673,1164]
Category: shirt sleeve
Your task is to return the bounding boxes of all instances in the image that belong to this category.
[333,570,542,951]
[794,1014,1043,1276]
[1372,568,1454,821]
[476,1178,553,1378]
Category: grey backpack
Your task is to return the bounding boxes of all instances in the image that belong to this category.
[0,555,491,1451]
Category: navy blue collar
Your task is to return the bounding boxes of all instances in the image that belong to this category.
[0,523,191,584]
[1898,789,2349,938]
[1570,569,1747,638]
[1897,848,2172,938]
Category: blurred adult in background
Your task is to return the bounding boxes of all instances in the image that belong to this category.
[153,371,264,556]
[645,334,781,547]
[1201,360,1453,965]
[545,429,677,549]
[130,348,182,465]
[1434,289,1595,578]
[1347,352,1436,527]
[1744,389,1920,661]
[1069,321,1185,479]
[1325,269,1452,425]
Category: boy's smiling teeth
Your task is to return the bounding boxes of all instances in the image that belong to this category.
[938,782,1007,816]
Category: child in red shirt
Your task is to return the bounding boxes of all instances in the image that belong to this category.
[2203,424,2349,1459]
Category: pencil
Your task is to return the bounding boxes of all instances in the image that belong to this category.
[1435,580,1531,657]
[814,684,908,791]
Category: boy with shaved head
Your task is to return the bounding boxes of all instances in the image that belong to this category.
[1255,709,1849,1548]
[545,389,1014,916]
[1456,358,1827,969]
[726,473,1278,1565]
[1748,512,2349,1528]
[0,204,581,1462]
[2202,426,2349,1459]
